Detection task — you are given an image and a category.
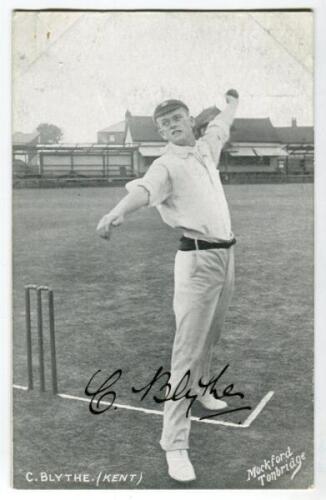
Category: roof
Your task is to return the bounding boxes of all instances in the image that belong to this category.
[230,118,280,143]
[126,115,280,143]
[275,126,314,144]
[97,121,125,144]
[127,116,163,142]
[12,131,39,145]
[194,108,280,143]
[100,112,313,145]
[99,121,126,133]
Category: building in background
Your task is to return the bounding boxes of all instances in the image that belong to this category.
[12,131,40,176]
[26,143,136,181]
[98,111,166,175]
[98,110,290,178]
[12,113,314,185]
[12,142,137,184]
[275,119,314,174]
[221,117,287,175]
[194,106,287,175]
[97,120,125,145]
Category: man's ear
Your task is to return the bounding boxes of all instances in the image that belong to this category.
[190,116,195,128]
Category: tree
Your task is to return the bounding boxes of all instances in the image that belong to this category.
[36,123,63,144]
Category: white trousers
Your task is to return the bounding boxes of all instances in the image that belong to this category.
[160,246,235,451]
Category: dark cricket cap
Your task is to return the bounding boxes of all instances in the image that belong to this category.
[153,99,189,121]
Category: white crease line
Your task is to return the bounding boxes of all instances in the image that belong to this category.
[13,385,273,429]
[59,392,163,416]
[241,390,274,427]
[59,393,244,428]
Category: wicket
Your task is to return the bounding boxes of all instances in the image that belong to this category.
[24,284,58,394]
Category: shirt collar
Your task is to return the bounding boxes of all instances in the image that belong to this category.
[164,142,197,158]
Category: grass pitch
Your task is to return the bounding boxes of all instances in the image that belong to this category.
[12,184,313,489]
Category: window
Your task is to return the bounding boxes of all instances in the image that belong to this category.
[109,135,115,142]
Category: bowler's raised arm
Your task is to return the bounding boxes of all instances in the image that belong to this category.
[219,89,239,125]
[203,89,239,163]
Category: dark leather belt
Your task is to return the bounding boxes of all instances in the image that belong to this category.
[179,236,236,251]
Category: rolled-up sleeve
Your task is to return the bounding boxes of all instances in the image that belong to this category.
[125,162,172,207]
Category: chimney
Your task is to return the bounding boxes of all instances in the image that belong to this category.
[125,110,132,120]
[291,118,297,127]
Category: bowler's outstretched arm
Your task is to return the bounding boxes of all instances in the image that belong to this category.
[96,186,149,240]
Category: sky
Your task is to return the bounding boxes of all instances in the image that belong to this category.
[12,11,314,142]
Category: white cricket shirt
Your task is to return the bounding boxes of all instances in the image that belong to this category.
[126,114,233,243]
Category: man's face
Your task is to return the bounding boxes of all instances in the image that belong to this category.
[156,107,196,146]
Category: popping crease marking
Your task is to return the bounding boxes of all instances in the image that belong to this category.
[13,385,274,428]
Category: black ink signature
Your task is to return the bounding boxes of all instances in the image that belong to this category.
[85,369,122,414]
[84,364,251,420]
[132,367,198,417]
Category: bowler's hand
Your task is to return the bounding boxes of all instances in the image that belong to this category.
[225,89,239,104]
[96,212,124,240]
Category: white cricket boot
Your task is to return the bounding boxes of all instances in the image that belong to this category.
[166,450,196,482]
[197,392,228,411]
